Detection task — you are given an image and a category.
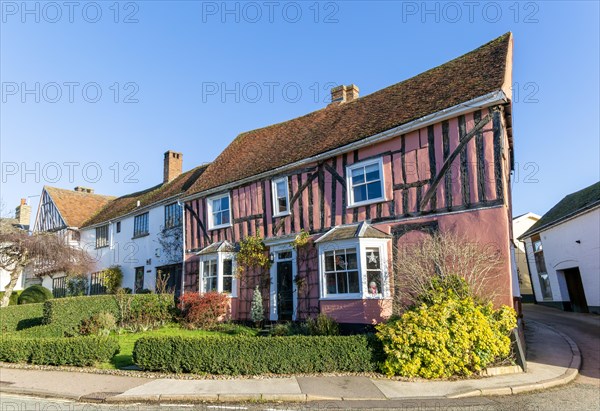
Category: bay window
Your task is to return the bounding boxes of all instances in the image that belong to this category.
[199,242,237,296]
[317,236,389,299]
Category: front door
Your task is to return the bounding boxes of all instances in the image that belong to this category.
[276,252,294,321]
[564,267,589,313]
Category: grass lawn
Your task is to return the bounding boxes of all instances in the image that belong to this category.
[105,323,258,369]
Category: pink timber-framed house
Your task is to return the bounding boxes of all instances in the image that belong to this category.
[181,33,516,326]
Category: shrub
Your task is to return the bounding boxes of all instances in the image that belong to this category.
[102,266,123,294]
[250,286,264,326]
[79,312,117,336]
[376,296,516,378]
[18,285,53,305]
[0,336,119,366]
[393,232,503,307]
[307,314,340,336]
[43,294,174,334]
[178,292,229,329]
[0,303,44,332]
[67,276,88,296]
[134,334,380,374]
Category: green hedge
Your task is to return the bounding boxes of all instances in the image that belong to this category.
[0,336,119,366]
[133,335,381,375]
[0,303,44,333]
[4,324,66,338]
[43,294,174,334]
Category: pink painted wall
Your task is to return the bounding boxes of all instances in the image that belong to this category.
[183,106,514,322]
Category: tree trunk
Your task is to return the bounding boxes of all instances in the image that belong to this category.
[1,268,23,307]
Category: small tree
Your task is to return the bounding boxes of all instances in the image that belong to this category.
[394,231,502,309]
[103,265,123,294]
[0,229,94,307]
[250,286,264,327]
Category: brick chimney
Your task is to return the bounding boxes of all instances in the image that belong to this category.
[74,186,94,194]
[164,150,183,183]
[329,84,359,106]
[15,198,31,228]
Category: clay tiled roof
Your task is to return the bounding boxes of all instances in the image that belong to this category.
[82,165,209,227]
[520,181,600,239]
[44,187,115,228]
[186,33,512,196]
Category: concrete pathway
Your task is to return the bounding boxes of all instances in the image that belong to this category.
[0,320,581,404]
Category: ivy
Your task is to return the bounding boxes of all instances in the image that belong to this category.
[236,235,271,276]
[292,229,311,249]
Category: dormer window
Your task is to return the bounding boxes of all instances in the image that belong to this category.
[272,177,290,216]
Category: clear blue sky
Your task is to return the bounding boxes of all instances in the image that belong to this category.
[1,1,598,222]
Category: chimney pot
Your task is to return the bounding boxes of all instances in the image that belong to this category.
[329,84,359,106]
[74,186,94,194]
[164,150,183,183]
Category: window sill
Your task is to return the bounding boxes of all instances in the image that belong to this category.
[320,294,388,301]
[346,197,386,209]
[95,245,109,250]
[208,223,232,231]
[132,233,150,240]
[273,211,290,218]
[320,294,363,301]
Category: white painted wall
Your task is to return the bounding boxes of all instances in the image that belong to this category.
[512,213,540,296]
[526,207,600,312]
[79,203,183,293]
[0,268,24,292]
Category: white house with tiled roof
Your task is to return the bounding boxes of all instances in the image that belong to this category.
[32,151,208,297]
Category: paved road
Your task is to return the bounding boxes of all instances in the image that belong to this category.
[1,304,598,410]
[522,303,600,387]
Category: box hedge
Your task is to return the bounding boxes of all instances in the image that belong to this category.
[0,336,119,366]
[43,294,174,333]
[0,303,44,333]
[133,335,381,375]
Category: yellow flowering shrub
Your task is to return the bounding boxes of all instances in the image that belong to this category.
[376,295,516,378]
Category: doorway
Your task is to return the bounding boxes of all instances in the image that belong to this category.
[563,267,589,313]
[270,248,296,321]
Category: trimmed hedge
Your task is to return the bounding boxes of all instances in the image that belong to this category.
[4,324,66,338]
[133,335,381,375]
[18,285,53,305]
[0,336,119,366]
[43,294,174,333]
[0,303,44,333]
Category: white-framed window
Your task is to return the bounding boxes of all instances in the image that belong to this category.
[318,238,389,300]
[324,248,360,296]
[207,193,231,230]
[346,158,385,207]
[201,258,218,292]
[95,225,109,248]
[199,252,237,296]
[271,177,290,216]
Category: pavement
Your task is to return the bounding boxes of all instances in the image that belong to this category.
[0,319,581,405]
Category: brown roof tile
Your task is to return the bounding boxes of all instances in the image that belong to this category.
[82,164,209,227]
[44,187,115,228]
[186,33,512,196]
